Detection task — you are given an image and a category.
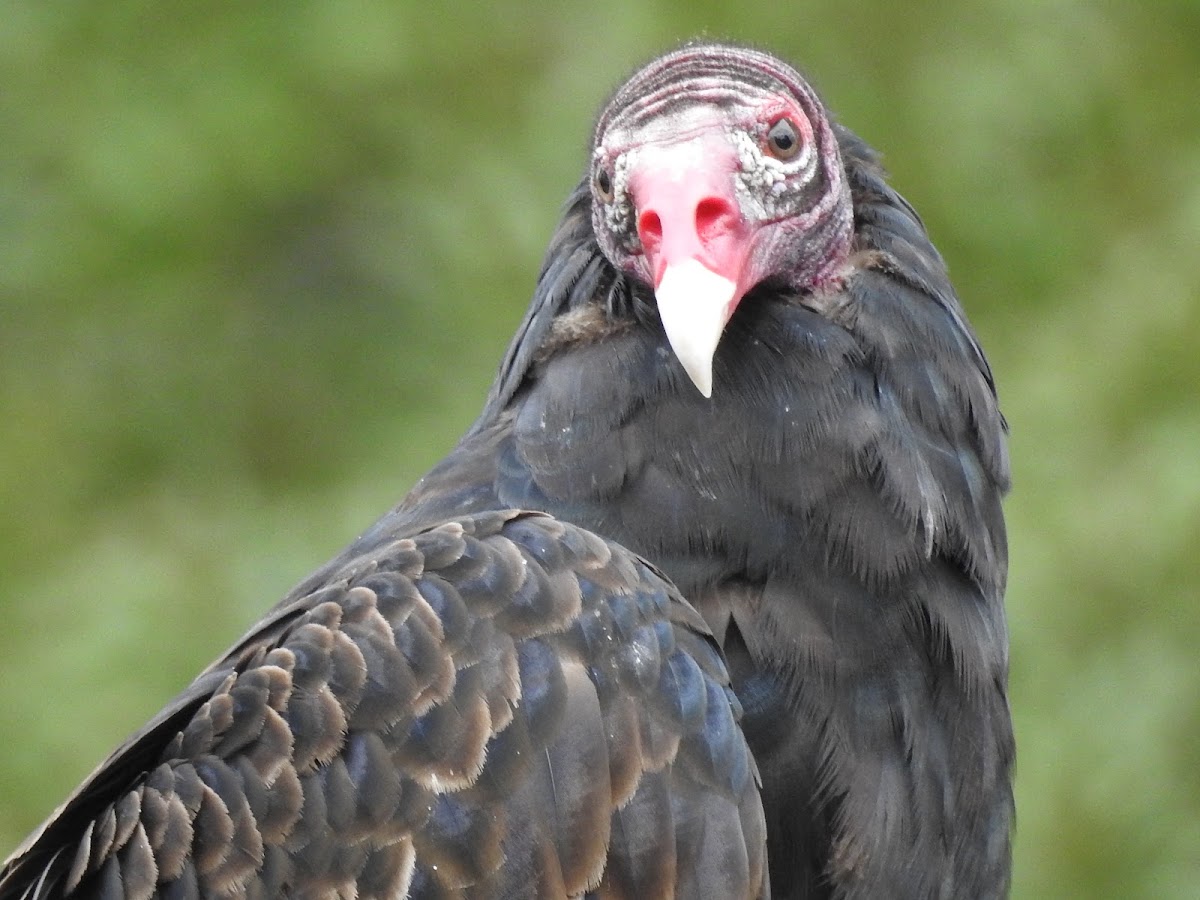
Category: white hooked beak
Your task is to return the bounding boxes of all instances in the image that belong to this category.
[653,259,738,398]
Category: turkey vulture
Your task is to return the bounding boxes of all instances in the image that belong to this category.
[0,43,1013,899]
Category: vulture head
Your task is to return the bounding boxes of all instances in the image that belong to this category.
[589,44,854,396]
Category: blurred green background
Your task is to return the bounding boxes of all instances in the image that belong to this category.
[2,2,1198,897]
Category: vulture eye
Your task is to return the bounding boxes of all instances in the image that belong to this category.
[594,167,615,202]
[765,117,801,161]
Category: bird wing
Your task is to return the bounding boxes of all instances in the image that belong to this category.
[0,511,766,900]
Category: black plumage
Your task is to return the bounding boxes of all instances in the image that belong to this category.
[1,43,1012,899]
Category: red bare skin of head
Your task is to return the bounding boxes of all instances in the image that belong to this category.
[590,46,854,397]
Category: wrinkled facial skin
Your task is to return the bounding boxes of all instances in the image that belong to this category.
[594,101,820,285]
[589,44,852,300]
[586,45,854,396]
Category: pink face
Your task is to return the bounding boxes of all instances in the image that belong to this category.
[595,98,818,288]
[589,48,852,396]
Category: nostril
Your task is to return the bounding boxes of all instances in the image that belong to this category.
[695,197,737,241]
[637,210,663,253]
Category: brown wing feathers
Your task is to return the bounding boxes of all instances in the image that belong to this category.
[0,512,765,900]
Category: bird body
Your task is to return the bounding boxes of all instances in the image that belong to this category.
[1,43,1013,900]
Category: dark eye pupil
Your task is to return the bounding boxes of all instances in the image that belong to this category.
[595,169,613,198]
[767,119,799,159]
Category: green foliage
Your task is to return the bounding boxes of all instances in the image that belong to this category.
[2,2,1198,895]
